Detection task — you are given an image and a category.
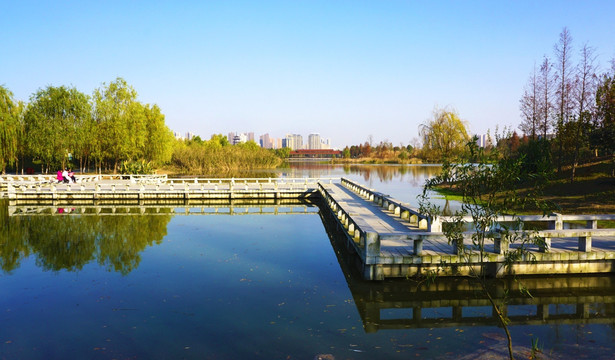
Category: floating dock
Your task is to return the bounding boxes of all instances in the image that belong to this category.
[3,174,615,280]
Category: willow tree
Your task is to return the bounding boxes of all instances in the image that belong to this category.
[93,78,139,173]
[419,107,470,161]
[0,85,22,174]
[24,85,91,172]
[143,104,174,165]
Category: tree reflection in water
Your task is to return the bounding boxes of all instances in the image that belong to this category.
[342,164,443,185]
[0,201,171,274]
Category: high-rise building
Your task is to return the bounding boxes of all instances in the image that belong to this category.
[260,133,273,149]
[476,134,492,148]
[308,133,321,150]
[285,134,303,150]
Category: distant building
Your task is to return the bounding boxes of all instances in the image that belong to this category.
[173,131,185,140]
[308,133,321,150]
[260,133,273,149]
[476,134,493,148]
[228,131,252,145]
[285,134,303,150]
[185,132,194,141]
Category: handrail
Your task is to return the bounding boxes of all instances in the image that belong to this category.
[341,177,438,231]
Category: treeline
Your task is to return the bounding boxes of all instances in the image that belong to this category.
[518,27,615,180]
[342,108,470,163]
[0,78,175,174]
[341,140,418,163]
[0,78,284,175]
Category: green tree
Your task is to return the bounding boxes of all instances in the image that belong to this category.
[0,85,21,174]
[594,65,615,176]
[24,85,91,172]
[93,78,139,173]
[143,104,175,165]
[419,107,470,161]
[342,147,351,159]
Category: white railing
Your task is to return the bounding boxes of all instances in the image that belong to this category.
[340,177,615,256]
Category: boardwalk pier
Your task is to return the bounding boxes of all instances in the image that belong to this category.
[3,174,615,280]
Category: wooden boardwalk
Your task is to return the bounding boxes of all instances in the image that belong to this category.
[3,177,335,201]
[3,174,615,280]
[319,178,615,280]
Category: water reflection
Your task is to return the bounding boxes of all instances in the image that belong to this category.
[1,200,170,274]
[349,276,615,332]
[340,164,442,186]
[1,199,318,275]
[4,197,611,339]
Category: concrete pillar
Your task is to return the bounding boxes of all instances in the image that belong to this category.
[537,304,549,320]
[363,232,380,261]
[453,239,464,255]
[427,217,442,232]
[577,303,590,319]
[540,237,551,252]
[579,236,592,252]
[418,218,428,230]
[452,306,463,321]
[401,210,410,220]
[413,307,422,321]
[413,239,423,255]
[548,213,563,230]
[494,236,509,254]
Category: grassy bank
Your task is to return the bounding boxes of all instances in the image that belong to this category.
[537,160,615,214]
[434,159,615,214]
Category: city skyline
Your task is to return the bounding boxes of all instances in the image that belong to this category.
[2,1,615,149]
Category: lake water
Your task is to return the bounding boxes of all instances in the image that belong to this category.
[1,163,614,359]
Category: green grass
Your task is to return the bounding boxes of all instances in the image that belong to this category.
[431,159,615,215]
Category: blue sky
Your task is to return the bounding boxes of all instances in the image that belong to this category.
[2,1,614,148]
